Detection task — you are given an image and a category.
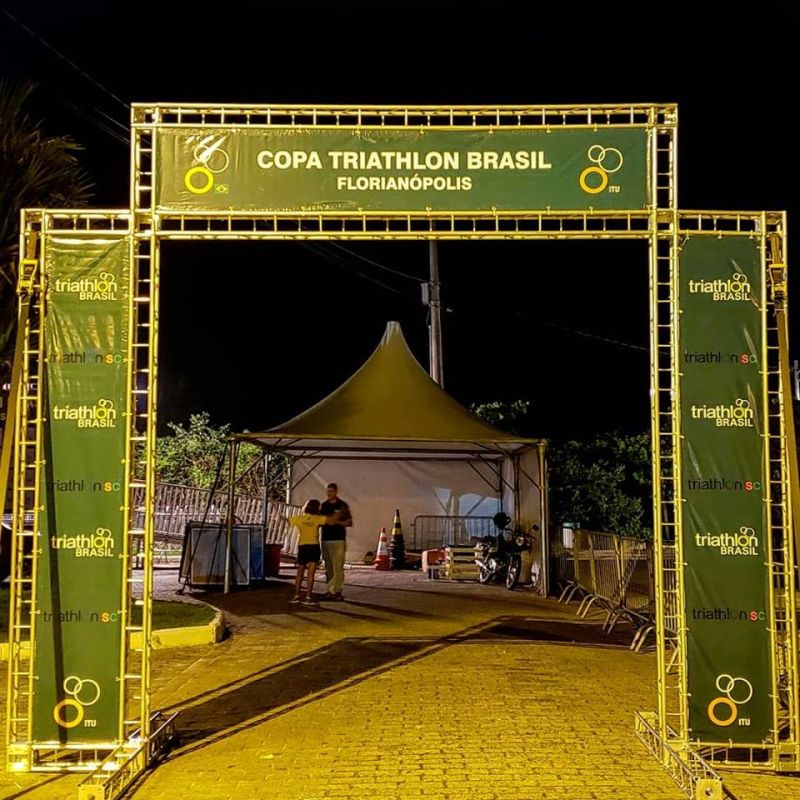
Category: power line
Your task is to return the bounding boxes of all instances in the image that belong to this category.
[450,294,645,352]
[58,98,129,147]
[445,298,646,353]
[516,312,647,353]
[303,243,646,353]
[90,104,130,136]
[1,9,130,145]
[309,246,417,300]
[2,9,129,113]
[328,242,421,282]
[300,243,420,301]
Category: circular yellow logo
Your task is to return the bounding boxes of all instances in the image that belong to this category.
[53,699,84,729]
[579,166,608,195]
[184,166,214,195]
[707,696,737,727]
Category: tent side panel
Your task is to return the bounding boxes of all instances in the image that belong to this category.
[291,458,502,561]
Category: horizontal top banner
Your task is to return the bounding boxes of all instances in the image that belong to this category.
[153,127,650,213]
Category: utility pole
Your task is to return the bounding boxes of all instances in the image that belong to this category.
[793,360,800,402]
[427,241,444,386]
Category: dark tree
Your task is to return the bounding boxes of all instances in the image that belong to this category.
[0,80,92,368]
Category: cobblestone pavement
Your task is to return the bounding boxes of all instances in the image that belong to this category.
[2,569,798,800]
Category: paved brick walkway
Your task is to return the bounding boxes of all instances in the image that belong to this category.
[1,569,798,799]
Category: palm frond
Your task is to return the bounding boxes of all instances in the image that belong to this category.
[0,80,95,362]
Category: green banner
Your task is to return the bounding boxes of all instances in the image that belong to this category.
[154,127,649,213]
[33,236,130,744]
[679,236,772,743]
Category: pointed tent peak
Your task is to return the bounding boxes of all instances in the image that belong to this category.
[383,320,403,343]
[376,320,427,372]
[380,320,418,357]
[255,321,536,451]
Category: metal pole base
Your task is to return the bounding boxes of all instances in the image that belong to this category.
[634,711,725,800]
[77,712,178,800]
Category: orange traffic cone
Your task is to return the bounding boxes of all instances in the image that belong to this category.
[374,527,390,570]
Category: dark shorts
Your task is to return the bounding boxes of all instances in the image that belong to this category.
[297,544,321,565]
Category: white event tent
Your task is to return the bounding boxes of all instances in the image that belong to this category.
[237,322,548,592]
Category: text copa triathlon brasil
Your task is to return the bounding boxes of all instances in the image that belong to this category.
[256,149,553,192]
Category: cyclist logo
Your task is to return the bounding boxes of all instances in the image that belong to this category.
[579,145,624,195]
[707,673,753,727]
[183,135,231,196]
[53,675,101,729]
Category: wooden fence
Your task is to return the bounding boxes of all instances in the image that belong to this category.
[132,482,264,549]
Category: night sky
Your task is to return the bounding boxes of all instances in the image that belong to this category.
[1,1,796,439]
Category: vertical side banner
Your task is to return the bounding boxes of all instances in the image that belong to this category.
[33,236,129,744]
[679,235,772,742]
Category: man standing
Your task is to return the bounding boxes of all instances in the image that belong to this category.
[320,482,352,601]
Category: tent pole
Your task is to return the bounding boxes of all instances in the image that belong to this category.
[538,443,549,597]
[289,457,324,494]
[285,456,293,504]
[223,439,238,594]
[262,451,270,528]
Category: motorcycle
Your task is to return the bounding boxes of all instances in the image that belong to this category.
[475,512,537,590]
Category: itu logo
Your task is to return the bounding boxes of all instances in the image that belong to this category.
[707,674,753,728]
[53,675,101,729]
[579,145,623,195]
[183,134,231,195]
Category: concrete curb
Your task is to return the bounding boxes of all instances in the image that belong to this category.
[132,607,225,650]
[0,607,225,660]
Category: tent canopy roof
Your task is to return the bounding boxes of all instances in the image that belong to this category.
[238,322,542,458]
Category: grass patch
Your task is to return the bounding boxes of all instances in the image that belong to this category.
[138,600,215,630]
[0,588,215,643]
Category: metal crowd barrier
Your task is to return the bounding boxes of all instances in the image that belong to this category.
[410,515,495,551]
[554,527,661,651]
[629,544,677,652]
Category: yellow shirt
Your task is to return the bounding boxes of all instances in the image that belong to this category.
[289,513,326,546]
